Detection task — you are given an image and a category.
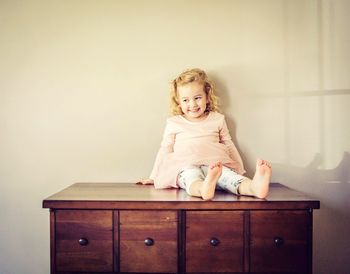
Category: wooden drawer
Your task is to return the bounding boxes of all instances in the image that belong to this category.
[120,210,178,273]
[185,211,244,273]
[250,210,310,273]
[55,210,113,273]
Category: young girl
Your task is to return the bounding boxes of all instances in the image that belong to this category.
[139,68,271,200]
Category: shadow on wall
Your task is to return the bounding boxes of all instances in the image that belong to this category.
[273,152,350,274]
[272,151,350,205]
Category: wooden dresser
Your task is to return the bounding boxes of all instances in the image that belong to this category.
[43,183,320,274]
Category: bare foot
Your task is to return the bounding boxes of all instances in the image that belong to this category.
[200,162,223,200]
[251,159,272,198]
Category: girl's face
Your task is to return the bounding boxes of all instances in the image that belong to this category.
[177,81,208,122]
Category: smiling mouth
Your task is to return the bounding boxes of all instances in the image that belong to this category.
[189,108,200,113]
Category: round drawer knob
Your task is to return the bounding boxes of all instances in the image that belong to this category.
[210,237,220,246]
[78,238,89,246]
[274,237,284,247]
[144,238,154,246]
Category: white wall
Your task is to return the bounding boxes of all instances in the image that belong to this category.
[0,1,349,273]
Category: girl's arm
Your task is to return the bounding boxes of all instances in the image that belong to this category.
[137,178,154,185]
[148,120,175,181]
[219,118,246,174]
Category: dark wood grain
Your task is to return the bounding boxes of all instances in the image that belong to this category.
[113,211,119,273]
[50,210,56,274]
[43,183,320,274]
[186,211,244,273]
[43,183,320,210]
[55,210,113,272]
[250,210,309,273]
[119,210,178,273]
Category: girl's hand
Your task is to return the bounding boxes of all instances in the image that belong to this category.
[137,179,154,185]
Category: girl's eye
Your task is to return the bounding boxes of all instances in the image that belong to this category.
[195,97,202,100]
[182,99,188,103]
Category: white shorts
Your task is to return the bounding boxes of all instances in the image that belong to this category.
[177,165,245,195]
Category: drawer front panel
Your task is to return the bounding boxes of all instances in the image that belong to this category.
[186,211,244,273]
[55,210,113,273]
[250,210,309,273]
[120,210,178,273]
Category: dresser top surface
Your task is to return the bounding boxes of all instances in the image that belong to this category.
[43,183,320,210]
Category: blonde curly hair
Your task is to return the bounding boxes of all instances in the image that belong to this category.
[170,68,220,116]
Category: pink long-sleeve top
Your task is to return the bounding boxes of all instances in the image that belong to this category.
[150,111,246,189]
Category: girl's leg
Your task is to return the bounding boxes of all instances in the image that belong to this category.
[177,166,204,196]
[238,159,272,199]
[177,163,223,200]
[190,162,222,200]
[212,165,246,195]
